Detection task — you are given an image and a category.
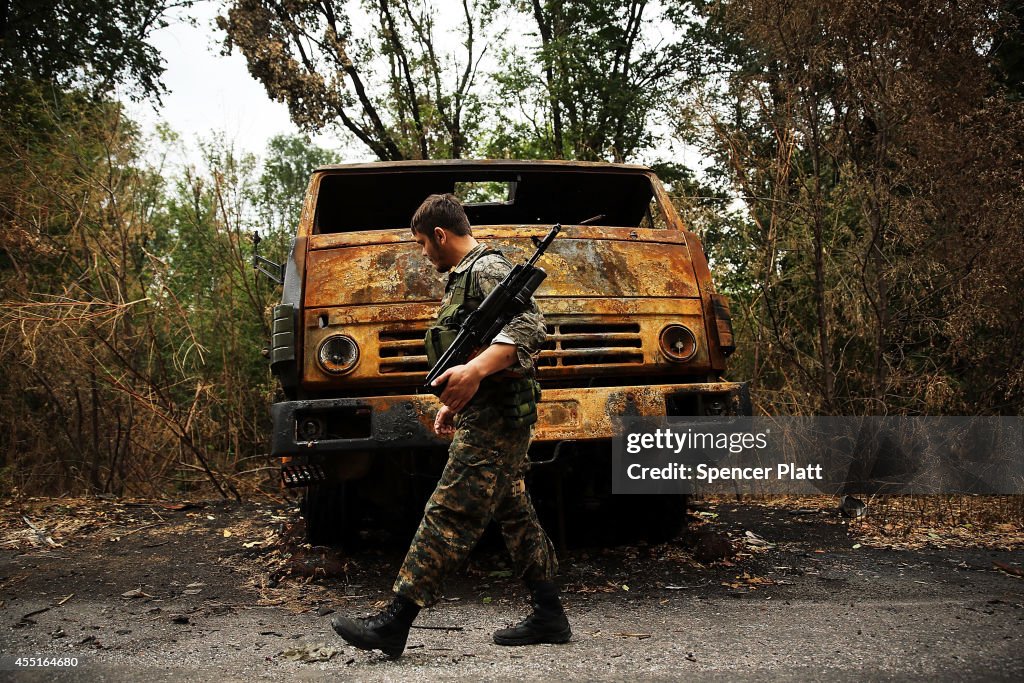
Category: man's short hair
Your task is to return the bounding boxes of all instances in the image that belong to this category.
[411,193,472,238]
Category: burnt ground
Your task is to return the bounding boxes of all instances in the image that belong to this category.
[0,495,1022,682]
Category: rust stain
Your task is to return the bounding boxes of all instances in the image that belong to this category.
[299,307,710,390]
[277,382,748,456]
[537,400,579,428]
[306,245,438,307]
[287,161,740,441]
[304,229,698,309]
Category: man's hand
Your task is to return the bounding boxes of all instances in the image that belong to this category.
[432,364,483,413]
[431,343,517,412]
[434,404,456,436]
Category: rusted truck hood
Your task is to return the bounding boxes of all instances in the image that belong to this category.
[304,225,701,308]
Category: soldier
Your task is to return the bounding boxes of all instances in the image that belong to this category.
[331,193,571,658]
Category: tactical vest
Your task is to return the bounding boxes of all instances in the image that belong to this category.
[425,248,540,427]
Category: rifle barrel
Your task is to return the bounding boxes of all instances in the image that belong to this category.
[526,224,560,268]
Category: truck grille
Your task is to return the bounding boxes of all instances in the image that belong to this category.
[377,321,643,374]
[540,322,643,367]
[378,328,430,374]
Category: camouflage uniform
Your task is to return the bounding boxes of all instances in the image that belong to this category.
[393,244,558,607]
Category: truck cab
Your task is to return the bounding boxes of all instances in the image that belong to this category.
[267,160,749,544]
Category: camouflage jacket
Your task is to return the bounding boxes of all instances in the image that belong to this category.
[442,243,546,375]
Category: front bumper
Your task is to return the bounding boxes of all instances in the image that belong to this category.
[270,381,751,457]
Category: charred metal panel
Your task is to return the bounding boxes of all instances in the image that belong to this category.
[299,302,711,390]
[711,294,736,355]
[305,244,439,307]
[681,231,728,371]
[535,238,698,298]
[307,225,688,250]
[270,381,750,457]
[271,395,448,456]
[304,229,698,308]
[648,174,686,231]
[279,161,742,465]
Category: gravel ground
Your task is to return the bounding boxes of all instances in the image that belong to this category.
[1,498,1022,681]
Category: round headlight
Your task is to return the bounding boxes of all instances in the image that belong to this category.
[660,325,697,362]
[318,335,359,375]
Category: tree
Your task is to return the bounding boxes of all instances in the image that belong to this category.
[0,0,189,100]
[487,0,684,162]
[0,92,313,497]
[678,0,1024,416]
[217,0,501,160]
[0,2,333,498]
[256,134,336,237]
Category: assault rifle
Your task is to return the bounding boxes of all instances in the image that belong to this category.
[423,223,563,394]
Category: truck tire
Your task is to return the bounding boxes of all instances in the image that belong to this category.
[301,482,351,547]
[639,493,689,544]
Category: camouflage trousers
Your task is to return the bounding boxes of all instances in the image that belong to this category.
[393,398,558,607]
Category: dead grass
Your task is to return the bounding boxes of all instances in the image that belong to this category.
[707,494,1024,550]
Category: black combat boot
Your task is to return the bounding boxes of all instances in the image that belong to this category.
[331,595,420,658]
[493,580,572,646]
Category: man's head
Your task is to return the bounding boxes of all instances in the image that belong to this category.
[410,193,476,272]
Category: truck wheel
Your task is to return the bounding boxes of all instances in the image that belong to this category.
[640,494,690,544]
[301,482,351,547]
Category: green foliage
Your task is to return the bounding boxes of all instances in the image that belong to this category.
[218,0,694,165]
[257,134,336,237]
[0,0,339,495]
[488,0,685,162]
[0,84,325,496]
[677,0,1024,416]
[217,0,502,159]
[0,0,187,100]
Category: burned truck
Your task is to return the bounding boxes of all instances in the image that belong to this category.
[264,160,749,545]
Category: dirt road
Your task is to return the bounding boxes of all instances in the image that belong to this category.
[1,497,1022,681]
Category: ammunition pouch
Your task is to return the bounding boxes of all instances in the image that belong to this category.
[425,325,460,369]
[501,377,541,428]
